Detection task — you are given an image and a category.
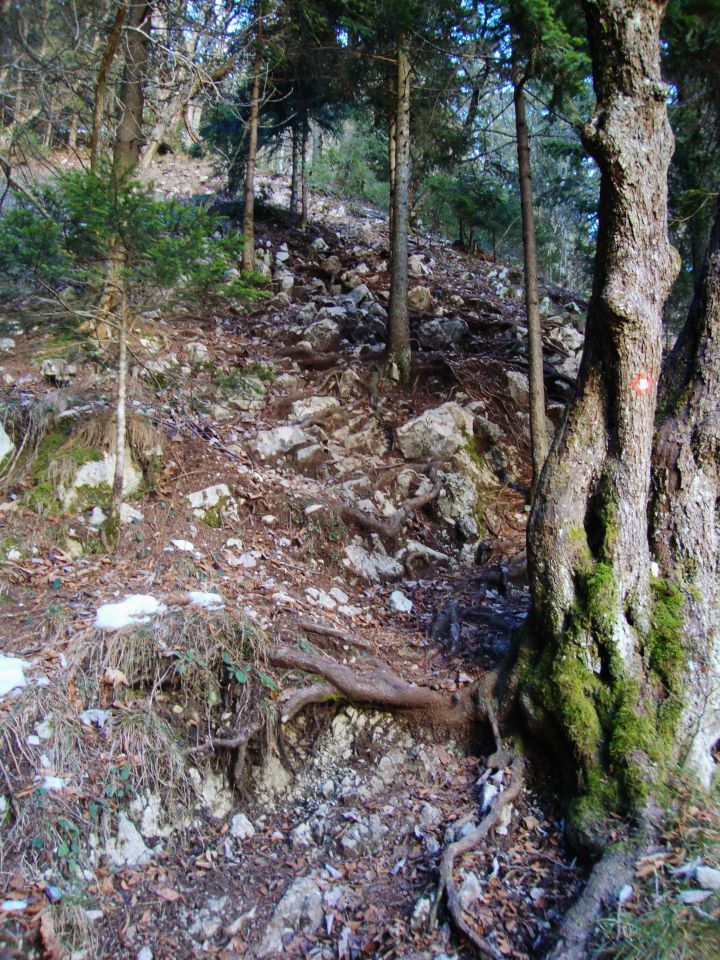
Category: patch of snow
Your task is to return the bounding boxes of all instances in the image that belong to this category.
[40,776,66,792]
[95,595,167,630]
[0,654,28,697]
[1,900,28,912]
[187,591,224,611]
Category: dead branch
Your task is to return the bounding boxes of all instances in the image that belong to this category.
[433,756,525,959]
[279,683,341,723]
[341,468,441,540]
[545,845,636,960]
[268,643,446,710]
[189,717,261,754]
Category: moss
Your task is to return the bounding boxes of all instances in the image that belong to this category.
[72,482,112,511]
[608,679,657,805]
[586,562,619,653]
[647,577,686,742]
[201,502,224,529]
[26,480,57,516]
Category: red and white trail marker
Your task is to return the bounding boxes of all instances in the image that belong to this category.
[631,371,654,396]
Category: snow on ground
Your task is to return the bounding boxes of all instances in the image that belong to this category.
[0,654,28,697]
[94,595,167,630]
[187,591,225,610]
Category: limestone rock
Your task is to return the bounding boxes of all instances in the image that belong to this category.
[0,423,14,467]
[254,425,310,459]
[395,402,474,461]
[60,449,143,512]
[437,472,478,523]
[230,813,256,840]
[343,542,403,582]
[305,317,340,352]
[258,877,323,957]
[105,813,152,868]
[408,286,433,311]
[506,370,529,408]
[291,395,340,421]
[186,483,238,526]
[418,317,468,349]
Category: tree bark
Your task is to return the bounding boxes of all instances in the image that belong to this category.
[300,116,309,231]
[651,197,720,785]
[90,1,128,172]
[290,120,301,219]
[524,0,679,819]
[513,58,549,487]
[241,39,262,273]
[386,43,411,383]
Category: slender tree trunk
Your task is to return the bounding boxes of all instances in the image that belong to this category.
[90,1,128,172]
[102,1,150,539]
[386,43,411,383]
[388,112,396,241]
[651,197,720,785]
[524,0,679,830]
[512,59,549,488]
[290,120,301,219]
[300,116,309,231]
[241,40,262,273]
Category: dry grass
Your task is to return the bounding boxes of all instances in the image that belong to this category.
[73,410,163,464]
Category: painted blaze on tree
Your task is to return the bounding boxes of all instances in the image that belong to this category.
[521,0,719,838]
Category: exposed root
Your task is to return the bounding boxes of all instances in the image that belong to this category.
[545,845,636,960]
[433,755,525,959]
[279,683,342,723]
[289,616,374,651]
[341,466,441,540]
[269,643,449,711]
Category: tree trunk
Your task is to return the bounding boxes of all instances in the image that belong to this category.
[90,1,128,172]
[104,1,150,538]
[524,0,679,828]
[290,120,301,219]
[386,43,411,383]
[300,116,309,231]
[388,112,396,241]
[651,197,720,786]
[513,61,549,488]
[241,40,262,273]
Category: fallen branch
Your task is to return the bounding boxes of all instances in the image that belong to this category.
[341,467,441,540]
[545,845,635,960]
[433,755,525,959]
[189,717,262,754]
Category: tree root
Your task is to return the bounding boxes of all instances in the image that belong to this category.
[432,755,525,959]
[545,845,636,960]
[278,683,342,723]
[340,467,441,540]
[269,643,449,711]
[292,616,374,651]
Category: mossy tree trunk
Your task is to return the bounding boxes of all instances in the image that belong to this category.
[651,197,720,786]
[241,37,262,273]
[524,0,680,826]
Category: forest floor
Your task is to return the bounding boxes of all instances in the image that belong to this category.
[0,154,718,960]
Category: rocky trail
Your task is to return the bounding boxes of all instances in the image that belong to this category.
[0,157,591,959]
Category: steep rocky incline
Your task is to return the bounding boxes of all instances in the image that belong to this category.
[0,159,589,959]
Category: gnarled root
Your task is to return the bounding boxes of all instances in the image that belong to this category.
[340,467,441,541]
[432,755,525,959]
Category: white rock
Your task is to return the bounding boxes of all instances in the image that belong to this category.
[291,395,340,420]
[137,947,153,960]
[105,813,152,867]
[230,813,256,840]
[395,402,474,461]
[678,889,714,904]
[506,370,529,407]
[389,590,412,613]
[61,449,142,512]
[310,236,329,253]
[343,542,403,582]
[696,866,720,890]
[170,539,195,552]
[617,884,634,904]
[459,872,483,910]
[329,587,349,604]
[0,423,15,465]
[89,506,107,527]
[120,503,144,524]
[408,286,433,311]
[1,899,28,912]
[254,425,310,459]
[479,781,499,813]
[94,595,167,630]
[410,896,431,932]
[306,586,336,609]
[0,337,16,351]
[0,654,28,697]
[257,877,323,957]
[305,317,340,352]
[186,341,209,362]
